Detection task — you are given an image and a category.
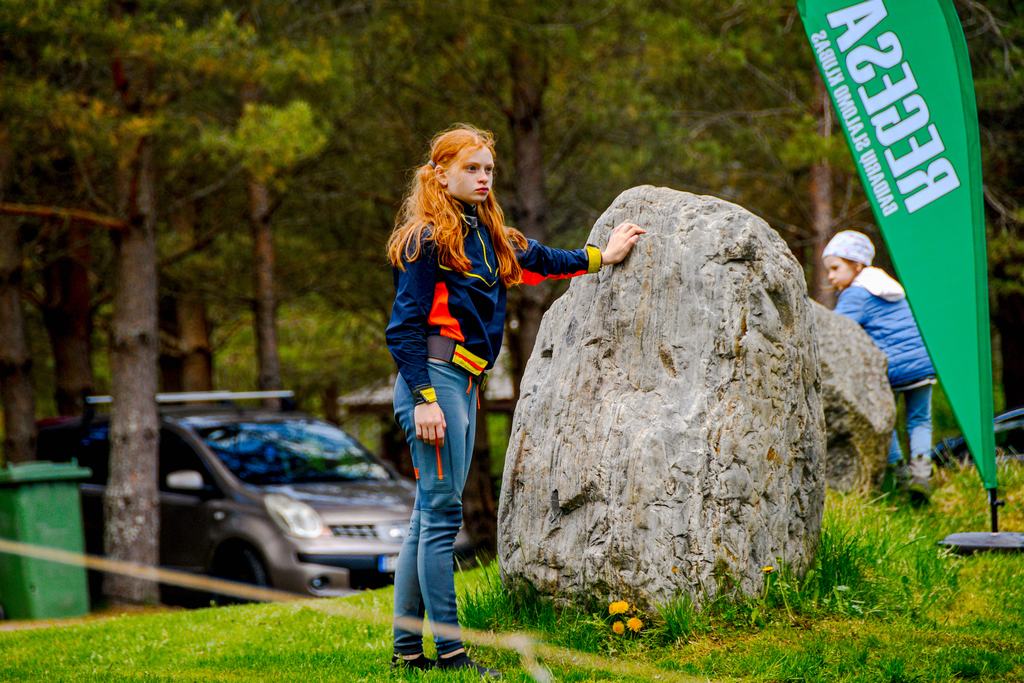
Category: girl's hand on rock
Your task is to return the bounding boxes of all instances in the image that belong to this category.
[415,402,446,446]
[602,222,646,265]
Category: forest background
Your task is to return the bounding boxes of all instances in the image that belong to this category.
[0,1,1021,605]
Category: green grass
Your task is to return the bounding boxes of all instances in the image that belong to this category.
[1,462,1022,681]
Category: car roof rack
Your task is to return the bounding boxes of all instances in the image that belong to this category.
[84,390,295,405]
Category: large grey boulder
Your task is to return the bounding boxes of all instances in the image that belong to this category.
[811,302,895,491]
[498,186,826,609]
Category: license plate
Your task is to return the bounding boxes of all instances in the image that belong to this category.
[378,554,399,573]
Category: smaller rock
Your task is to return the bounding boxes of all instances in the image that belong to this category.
[811,301,896,491]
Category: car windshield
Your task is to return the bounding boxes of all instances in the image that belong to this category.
[198,420,390,485]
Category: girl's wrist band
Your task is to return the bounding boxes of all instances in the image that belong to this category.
[413,386,438,405]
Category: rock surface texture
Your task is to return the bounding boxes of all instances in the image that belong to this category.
[811,301,895,491]
[497,186,826,608]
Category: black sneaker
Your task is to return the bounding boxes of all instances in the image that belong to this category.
[436,651,502,679]
[390,653,435,671]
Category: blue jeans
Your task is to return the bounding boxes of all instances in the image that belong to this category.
[392,360,478,656]
[888,384,933,464]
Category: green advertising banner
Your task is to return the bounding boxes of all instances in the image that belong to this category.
[797,0,996,490]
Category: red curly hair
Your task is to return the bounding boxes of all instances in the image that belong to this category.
[387,124,528,287]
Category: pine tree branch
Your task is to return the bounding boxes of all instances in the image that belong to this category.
[0,202,127,230]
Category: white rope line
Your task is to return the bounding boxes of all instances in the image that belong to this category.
[0,538,300,604]
[0,538,708,682]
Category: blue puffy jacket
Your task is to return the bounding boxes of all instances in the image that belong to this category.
[833,268,936,388]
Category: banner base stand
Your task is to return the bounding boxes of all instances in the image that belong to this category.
[938,532,1024,554]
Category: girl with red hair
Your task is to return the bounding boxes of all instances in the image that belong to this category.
[386,124,643,676]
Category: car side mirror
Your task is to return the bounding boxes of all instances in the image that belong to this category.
[166,469,205,491]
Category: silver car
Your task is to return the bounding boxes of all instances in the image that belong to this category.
[36,397,471,602]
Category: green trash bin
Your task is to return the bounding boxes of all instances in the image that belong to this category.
[0,460,91,620]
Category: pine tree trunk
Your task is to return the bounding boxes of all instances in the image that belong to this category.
[160,202,213,393]
[105,139,160,604]
[159,295,184,392]
[42,224,94,415]
[0,128,36,466]
[0,220,35,466]
[810,70,835,307]
[104,48,161,601]
[178,296,212,392]
[241,84,282,401]
[506,42,549,394]
[250,177,281,393]
[321,381,341,424]
[0,231,35,467]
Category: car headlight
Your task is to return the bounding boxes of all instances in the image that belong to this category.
[375,523,408,542]
[264,493,325,538]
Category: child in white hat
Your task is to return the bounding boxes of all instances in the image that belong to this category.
[823,230,937,502]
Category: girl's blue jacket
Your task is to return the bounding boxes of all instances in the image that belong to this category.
[385,207,601,395]
[834,270,936,388]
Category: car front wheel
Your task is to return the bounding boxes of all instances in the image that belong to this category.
[209,544,270,604]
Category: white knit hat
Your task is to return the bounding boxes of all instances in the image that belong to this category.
[822,230,875,266]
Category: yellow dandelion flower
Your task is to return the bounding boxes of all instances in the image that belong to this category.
[762,565,775,574]
[612,621,625,635]
[608,600,629,615]
[626,617,643,632]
